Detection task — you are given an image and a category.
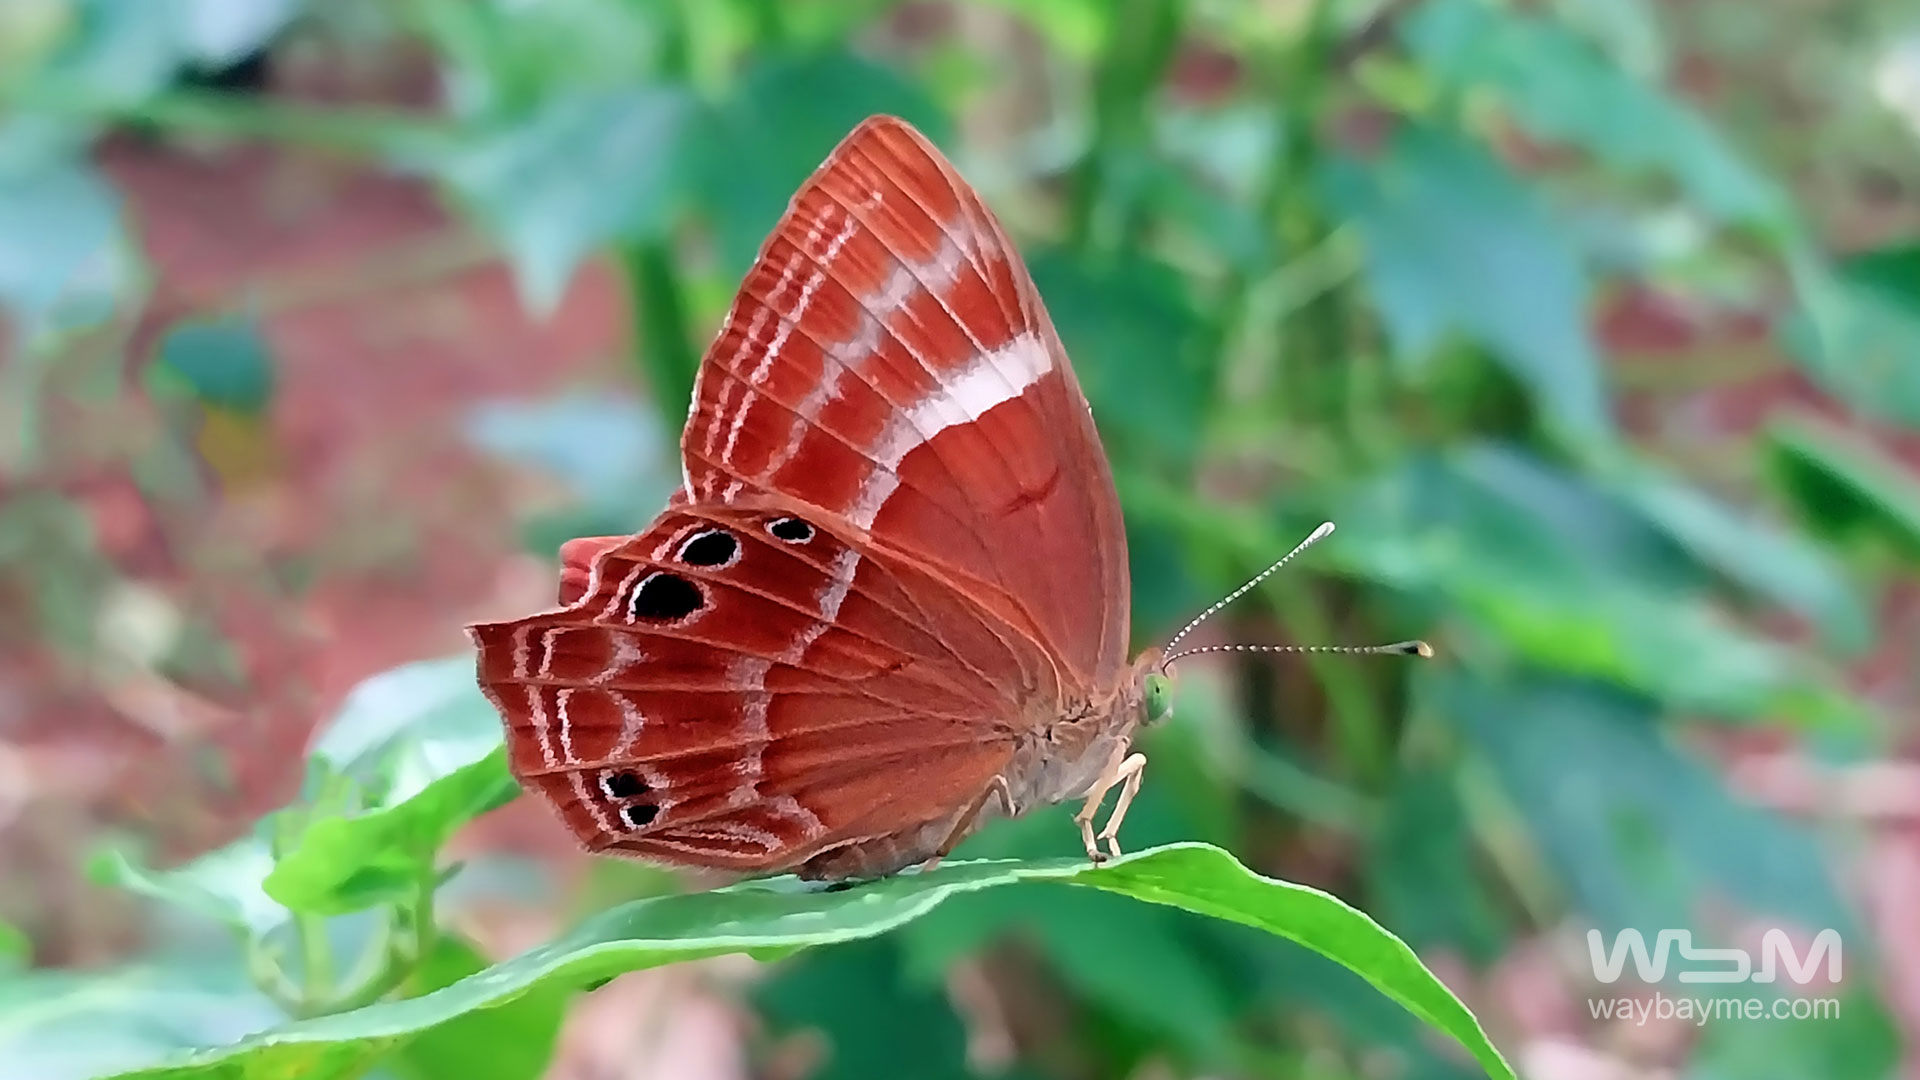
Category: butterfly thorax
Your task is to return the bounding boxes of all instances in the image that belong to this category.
[1000,650,1160,817]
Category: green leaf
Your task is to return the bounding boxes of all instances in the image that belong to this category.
[264,656,518,915]
[264,752,516,915]
[98,844,1517,1080]
[383,934,568,1080]
[697,51,948,278]
[1322,127,1610,441]
[1782,245,1920,428]
[431,85,694,311]
[1404,0,1788,232]
[1764,415,1920,563]
[90,834,289,940]
[0,955,285,1080]
[1431,671,1856,937]
[148,316,276,415]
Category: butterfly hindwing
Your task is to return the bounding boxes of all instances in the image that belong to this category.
[471,498,1033,873]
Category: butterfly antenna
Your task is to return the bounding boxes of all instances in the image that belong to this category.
[1157,521,1434,673]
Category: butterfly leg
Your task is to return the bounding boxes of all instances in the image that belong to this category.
[1095,752,1147,860]
[1075,743,1144,863]
[920,775,1017,873]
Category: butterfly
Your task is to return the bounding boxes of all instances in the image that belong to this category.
[469,115,1427,881]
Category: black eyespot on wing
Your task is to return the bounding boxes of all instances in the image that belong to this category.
[768,517,814,543]
[678,529,739,567]
[622,803,659,828]
[629,572,702,621]
[602,771,649,799]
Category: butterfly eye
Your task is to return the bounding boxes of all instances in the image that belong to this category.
[1144,673,1173,723]
[677,528,740,567]
[628,571,703,622]
[767,517,815,544]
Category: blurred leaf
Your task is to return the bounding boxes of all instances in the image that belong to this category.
[148,316,276,415]
[1688,989,1897,1080]
[306,656,495,780]
[90,834,289,940]
[1028,248,1208,462]
[0,918,27,972]
[1447,443,1697,589]
[1333,451,1866,729]
[758,939,974,1080]
[1322,127,1610,441]
[463,391,674,513]
[264,656,517,915]
[433,85,694,311]
[0,960,284,1080]
[1765,415,1920,563]
[8,0,180,106]
[99,844,1517,1080]
[1243,940,1487,1080]
[173,0,300,67]
[1432,670,1856,937]
[698,51,948,277]
[1783,245,1920,428]
[970,0,1109,60]
[1551,0,1667,77]
[901,885,1237,1055]
[0,156,125,336]
[1405,0,1787,232]
[1590,452,1870,652]
[1367,770,1507,965]
[385,933,568,1080]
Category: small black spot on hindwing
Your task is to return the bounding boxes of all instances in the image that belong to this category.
[622,803,659,828]
[768,516,814,543]
[678,529,738,567]
[602,771,649,799]
[629,571,702,621]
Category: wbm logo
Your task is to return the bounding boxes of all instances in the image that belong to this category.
[1587,929,1843,985]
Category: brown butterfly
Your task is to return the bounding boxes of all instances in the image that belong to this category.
[469,116,1427,881]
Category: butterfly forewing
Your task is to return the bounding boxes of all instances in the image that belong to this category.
[678,117,1129,693]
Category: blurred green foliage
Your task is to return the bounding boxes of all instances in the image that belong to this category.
[3,0,1918,1078]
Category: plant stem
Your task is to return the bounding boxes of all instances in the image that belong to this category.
[618,239,701,437]
[2,87,451,159]
[1272,580,1390,784]
[1067,0,1182,257]
[294,912,333,1007]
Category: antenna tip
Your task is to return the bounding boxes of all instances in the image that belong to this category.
[1395,640,1435,658]
[1311,521,1336,541]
